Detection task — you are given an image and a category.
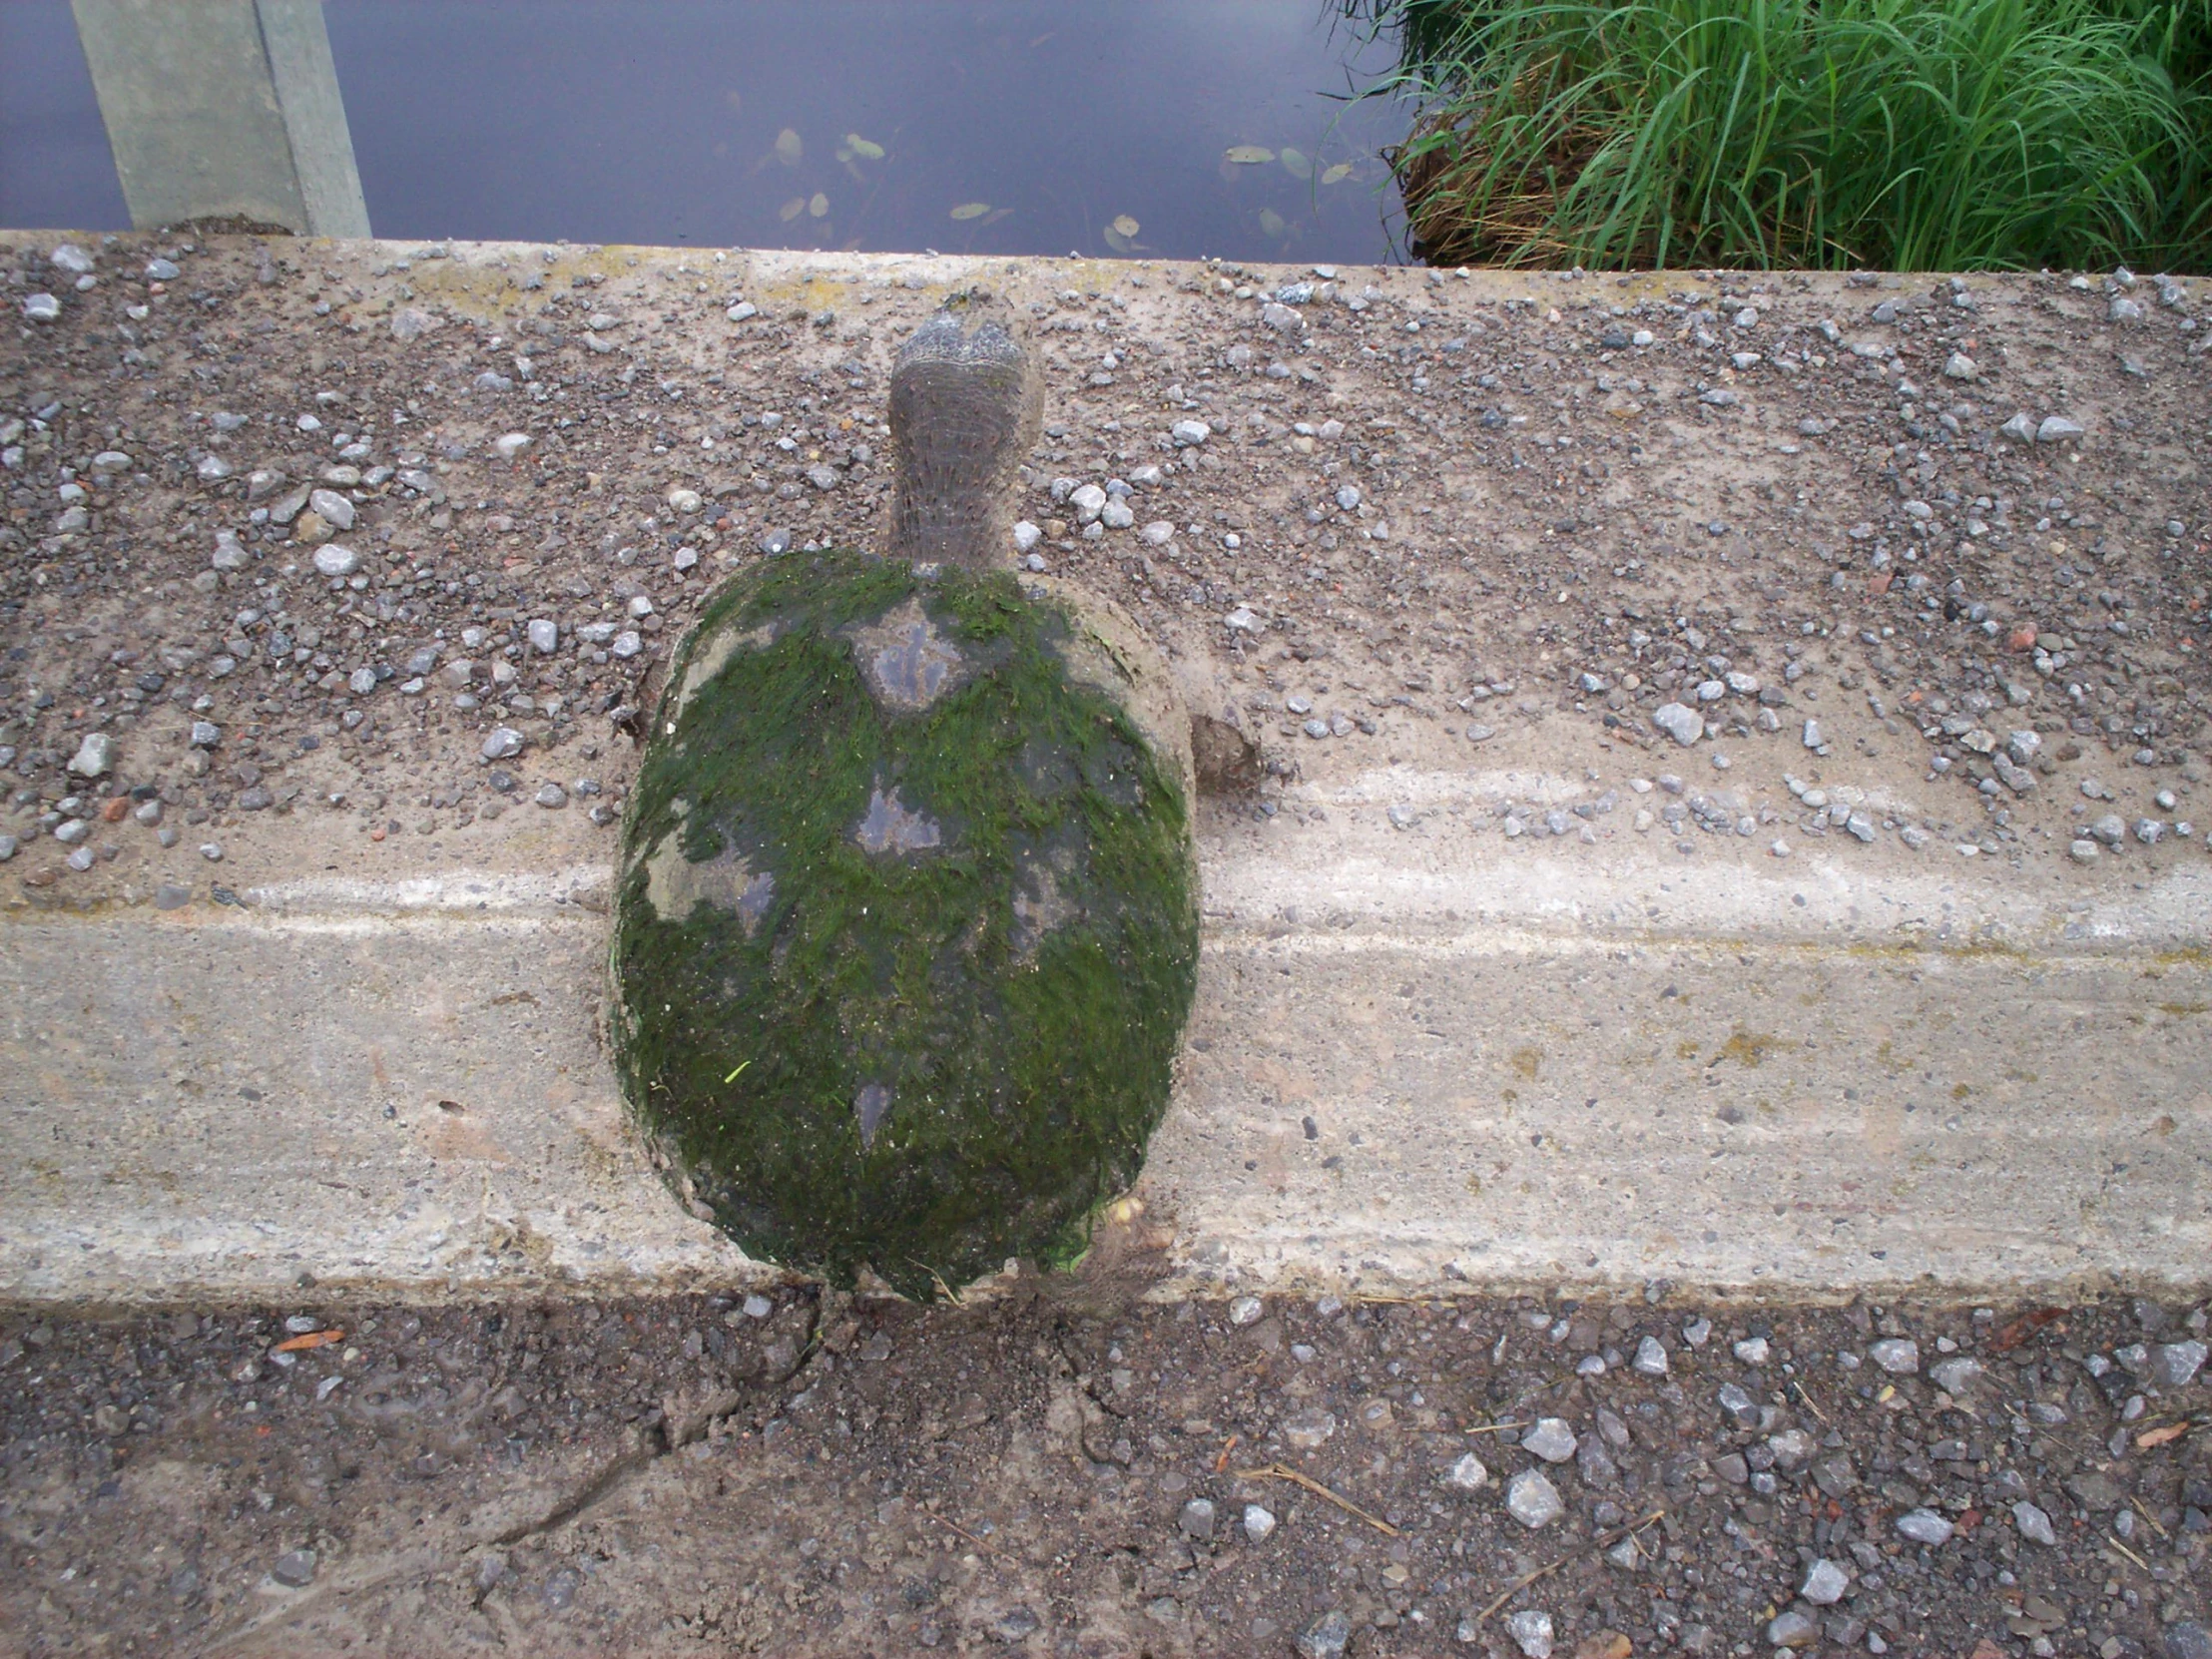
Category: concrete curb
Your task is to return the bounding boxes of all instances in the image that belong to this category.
[4,774,2205,1305]
[2,232,2207,1306]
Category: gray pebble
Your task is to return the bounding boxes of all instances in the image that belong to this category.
[2012,1501,2057,1545]
[1242,1503,1277,1542]
[68,732,118,778]
[1715,1382,1761,1428]
[22,293,61,322]
[1929,1357,1982,1393]
[190,721,223,749]
[1768,1609,1819,1648]
[1801,1557,1849,1604]
[2153,1339,2207,1386]
[1443,1451,1489,1490]
[1178,1497,1216,1539]
[1651,702,1703,746]
[271,1548,316,1587]
[1632,1335,1669,1376]
[1171,419,1211,447]
[535,783,567,810]
[1896,1508,1953,1545]
[312,544,359,577]
[1506,1609,1554,1658]
[481,728,525,761]
[528,619,559,654]
[1869,1338,1920,1374]
[1505,1467,1564,1527]
[307,487,356,531]
[1733,1336,1770,1365]
[1295,1608,1351,1659]
[1521,1416,1576,1462]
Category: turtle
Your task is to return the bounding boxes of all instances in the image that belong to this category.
[610,296,1200,1300]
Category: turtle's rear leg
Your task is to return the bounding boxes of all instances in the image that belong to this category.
[888,297,1042,571]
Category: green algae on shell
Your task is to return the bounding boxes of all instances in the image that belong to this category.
[612,549,1198,1299]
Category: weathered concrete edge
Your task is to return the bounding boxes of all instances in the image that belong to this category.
[4,820,2208,1308]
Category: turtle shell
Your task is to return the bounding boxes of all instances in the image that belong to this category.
[612,548,1198,1298]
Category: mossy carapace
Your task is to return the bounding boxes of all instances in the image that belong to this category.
[612,549,1198,1300]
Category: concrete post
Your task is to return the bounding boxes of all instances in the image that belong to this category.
[69,0,369,238]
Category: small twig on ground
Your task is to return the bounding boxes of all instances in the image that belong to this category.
[2129,1496,2169,1540]
[1791,1379,1830,1425]
[921,1509,997,1556]
[1463,1419,1530,1435]
[2107,1533,2150,1572]
[1470,1509,1667,1624]
[1234,1462,1399,1536]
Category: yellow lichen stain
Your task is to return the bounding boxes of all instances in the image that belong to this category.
[1465,1173,1483,1197]
[1676,1039,1701,1060]
[1509,1047,1542,1080]
[2153,1114,2177,1137]
[1951,1082,1972,1100]
[1711,1026,1793,1068]
[2157,1001,2209,1015]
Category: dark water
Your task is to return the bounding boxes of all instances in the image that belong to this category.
[0,1,1410,265]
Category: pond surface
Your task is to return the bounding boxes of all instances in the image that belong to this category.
[0,1,1411,265]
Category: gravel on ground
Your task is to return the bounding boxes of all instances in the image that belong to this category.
[1,1287,2206,1657]
[0,236,2207,896]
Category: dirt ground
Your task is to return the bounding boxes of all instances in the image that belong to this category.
[2,1286,2207,1658]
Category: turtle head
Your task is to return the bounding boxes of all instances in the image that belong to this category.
[888,294,1042,571]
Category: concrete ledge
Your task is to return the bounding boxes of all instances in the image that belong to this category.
[2,232,2208,1305]
[5,780,2206,1305]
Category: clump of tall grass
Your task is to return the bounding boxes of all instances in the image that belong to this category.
[1355,0,2209,270]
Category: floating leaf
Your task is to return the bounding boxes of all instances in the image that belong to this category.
[1224,145,1276,165]
[1109,214,1140,239]
[2135,1420,2189,1448]
[1258,207,1288,238]
[950,202,991,221]
[779,197,808,223]
[845,133,885,161]
[1279,147,1312,181]
[1103,226,1133,255]
[982,208,1014,227]
[1322,162,1356,186]
[809,192,829,218]
[775,127,803,166]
